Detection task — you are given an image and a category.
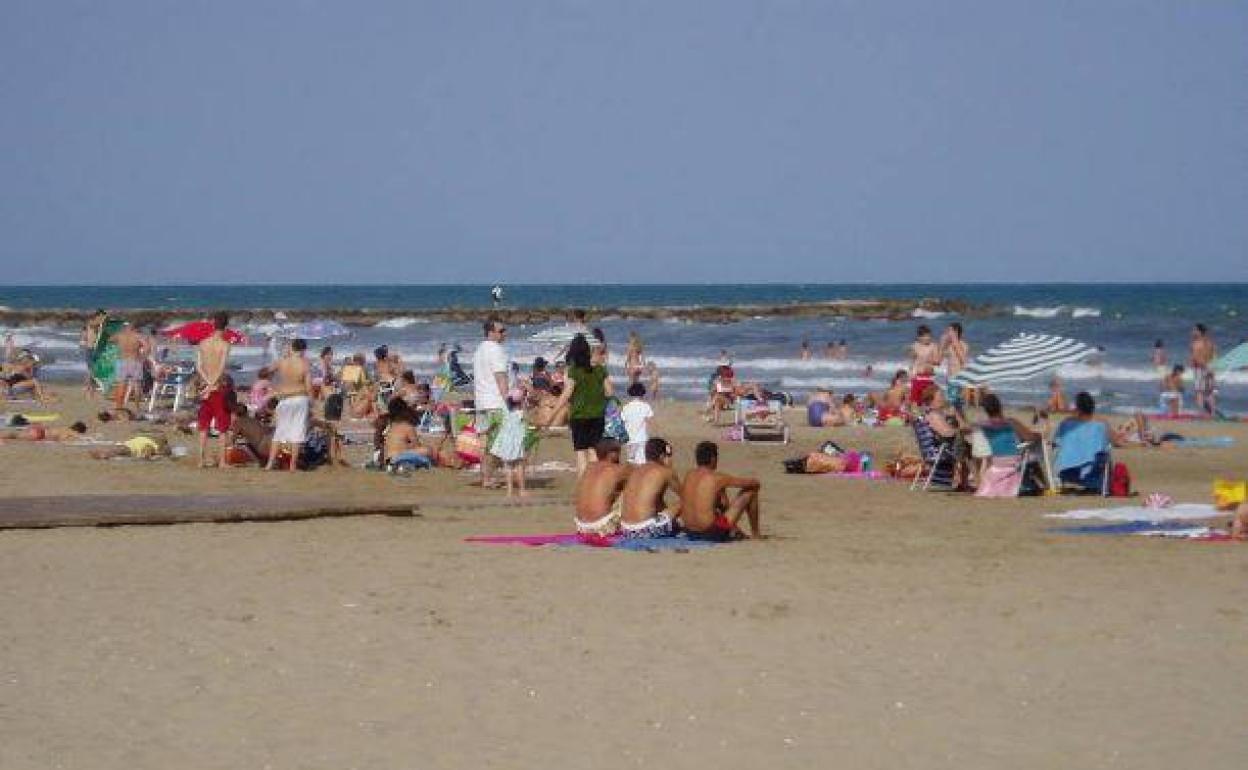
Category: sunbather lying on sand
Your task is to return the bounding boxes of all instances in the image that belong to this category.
[0,422,88,443]
[680,440,761,540]
[619,438,682,538]
[573,439,631,535]
[88,433,172,460]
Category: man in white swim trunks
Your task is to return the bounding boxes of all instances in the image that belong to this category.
[572,439,631,536]
[618,437,683,538]
[266,338,312,472]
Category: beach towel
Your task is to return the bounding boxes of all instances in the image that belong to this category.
[1051,521,1233,540]
[465,532,725,550]
[1172,436,1235,449]
[1043,503,1218,523]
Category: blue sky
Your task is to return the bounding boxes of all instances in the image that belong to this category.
[2,1,1245,284]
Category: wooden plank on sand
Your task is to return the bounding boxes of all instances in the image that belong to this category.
[0,494,570,530]
[0,494,419,530]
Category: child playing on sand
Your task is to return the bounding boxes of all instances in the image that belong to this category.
[489,396,528,497]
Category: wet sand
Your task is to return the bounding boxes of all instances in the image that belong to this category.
[1,386,1245,769]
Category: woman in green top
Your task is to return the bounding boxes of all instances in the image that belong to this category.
[543,334,613,473]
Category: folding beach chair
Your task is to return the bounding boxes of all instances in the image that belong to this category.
[910,416,956,491]
[1053,420,1112,496]
[736,397,790,444]
[146,362,196,414]
[972,424,1038,497]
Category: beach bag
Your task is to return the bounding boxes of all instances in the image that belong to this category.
[1109,462,1132,497]
[604,398,628,443]
[455,426,484,464]
[300,429,330,468]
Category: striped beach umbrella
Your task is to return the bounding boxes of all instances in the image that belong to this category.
[951,333,1097,388]
[1212,341,1248,373]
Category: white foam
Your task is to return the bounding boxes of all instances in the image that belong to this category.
[1071,307,1102,318]
[912,308,945,319]
[375,317,428,329]
[1013,305,1064,318]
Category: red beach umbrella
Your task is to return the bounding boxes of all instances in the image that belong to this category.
[161,320,247,345]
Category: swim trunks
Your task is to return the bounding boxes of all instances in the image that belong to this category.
[196,385,233,433]
[686,514,739,542]
[574,508,621,536]
[910,375,934,405]
[273,395,310,444]
[619,511,675,539]
[1192,366,1216,397]
[118,358,144,383]
[390,450,433,470]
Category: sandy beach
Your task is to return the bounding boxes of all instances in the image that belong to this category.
[1,385,1245,769]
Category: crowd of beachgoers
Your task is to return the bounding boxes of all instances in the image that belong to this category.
[2,308,1244,539]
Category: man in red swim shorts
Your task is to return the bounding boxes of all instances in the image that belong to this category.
[196,312,234,469]
[679,440,762,540]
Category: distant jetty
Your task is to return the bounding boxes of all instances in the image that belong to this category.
[0,298,991,329]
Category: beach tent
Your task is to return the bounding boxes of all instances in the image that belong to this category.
[1212,341,1248,373]
[275,319,351,340]
[951,333,1098,493]
[161,320,247,345]
[951,333,1097,389]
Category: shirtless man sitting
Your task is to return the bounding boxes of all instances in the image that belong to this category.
[680,441,761,540]
[382,398,436,471]
[618,438,682,538]
[572,439,631,536]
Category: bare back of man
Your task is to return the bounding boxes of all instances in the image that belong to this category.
[680,441,761,539]
[621,463,680,524]
[197,337,230,391]
[572,441,630,535]
[274,354,310,397]
[384,420,421,462]
[680,468,760,539]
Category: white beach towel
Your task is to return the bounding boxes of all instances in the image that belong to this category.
[1044,503,1219,522]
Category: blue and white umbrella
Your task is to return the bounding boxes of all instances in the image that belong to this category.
[277,319,351,340]
[951,333,1097,388]
[1212,341,1248,374]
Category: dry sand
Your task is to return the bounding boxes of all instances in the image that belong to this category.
[1,387,1246,769]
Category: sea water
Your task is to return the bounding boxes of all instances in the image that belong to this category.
[3,284,1246,414]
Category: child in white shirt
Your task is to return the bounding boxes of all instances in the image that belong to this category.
[620,382,654,465]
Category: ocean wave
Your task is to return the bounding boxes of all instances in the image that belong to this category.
[1012,305,1103,319]
[912,308,945,319]
[375,317,428,329]
[1013,305,1065,318]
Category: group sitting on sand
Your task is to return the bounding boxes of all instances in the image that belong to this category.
[573,438,762,540]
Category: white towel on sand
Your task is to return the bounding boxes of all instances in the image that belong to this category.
[1045,503,1219,522]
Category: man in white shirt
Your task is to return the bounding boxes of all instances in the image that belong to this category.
[620,382,655,465]
[472,318,510,487]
